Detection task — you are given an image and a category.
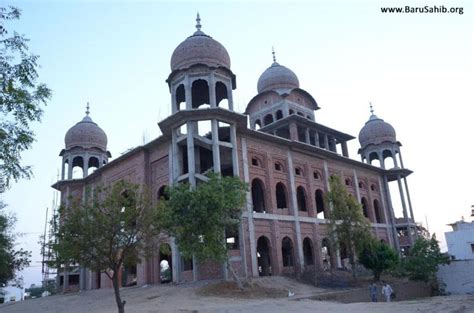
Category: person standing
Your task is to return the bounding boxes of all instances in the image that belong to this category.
[369,282,378,302]
[381,281,393,302]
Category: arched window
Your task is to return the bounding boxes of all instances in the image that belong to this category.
[175,84,185,111]
[313,171,321,180]
[289,109,294,115]
[296,186,307,211]
[370,184,377,191]
[276,110,283,120]
[251,157,263,167]
[281,237,294,267]
[358,181,365,189]
[374,199,383,223]
[264,114,273,125]
[255,119,262,130]
[72,156,84,179]
[87,157,100,176]
[345,178,352,186]
[315,189,325,218]
[159,243,172,283]
[215,81,228,109]
[274,162,283,171]
[361,197,370,219]
[257,236,272,276]
[191,79,210,108]
[251,179,266,213]
[157,185,169,201]
[275,183,287,209]
[303,237,314,266]
[294,167,303,176]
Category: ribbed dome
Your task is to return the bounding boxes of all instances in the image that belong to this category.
[170,16,230,71]
[65,115,108,151]
[257,62,300,93]
[358,114,397,148]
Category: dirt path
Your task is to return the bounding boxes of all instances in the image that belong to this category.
[1,277,473,313]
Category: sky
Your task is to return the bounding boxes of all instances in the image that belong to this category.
[1,0,473,294]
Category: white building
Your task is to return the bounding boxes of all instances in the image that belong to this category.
[446,220,474,260]
[437,213,474,295]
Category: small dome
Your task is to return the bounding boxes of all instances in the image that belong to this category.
[257,62,300,93]
[65,115,108,151]
[170,15,230,71]
[358,114,397,148]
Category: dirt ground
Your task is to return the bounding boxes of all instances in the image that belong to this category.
[1,277,473,313]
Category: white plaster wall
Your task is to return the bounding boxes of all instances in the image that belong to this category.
[446,225,474,260]
[437,260,474,294]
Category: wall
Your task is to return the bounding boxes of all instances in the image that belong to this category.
[438,260,474,294]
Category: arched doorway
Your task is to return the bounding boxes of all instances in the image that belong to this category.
[251,179,266,213]
[159,244,172,283]
[281,237,294,267]
[303,237,314,266]
[257,236,272,276]
[321,238,332,270]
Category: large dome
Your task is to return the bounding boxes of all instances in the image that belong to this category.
[358,114,397,148]
[257,62,300,94]
[65,115,108,151]
[170,15,230,71]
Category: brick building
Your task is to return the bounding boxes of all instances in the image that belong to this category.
[53,15,417,291]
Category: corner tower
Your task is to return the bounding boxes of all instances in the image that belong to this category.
[358,104,416,252]
[60,103,111,180]
[160,14,245,187]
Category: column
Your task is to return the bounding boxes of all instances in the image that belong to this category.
[211,119,221,173]
[287,150,304,271]
[230,124,239,176]
[379,176,399,252]
[185,76,192,110]
[171,85,177,113]
[209,74,216,108]
[341,142,349,157]
[314,131,320,147]
[324,134,329,150]
[305,128,310,144]
[227,81,234,111]
[289,122,298,141]
[186,122,196,186]
[242,138,258,277]
[397,175,413,246]
[67,157,73,180]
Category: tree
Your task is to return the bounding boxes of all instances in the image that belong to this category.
[358,237,399,281]
[0,6,51,191]
[0,201,31,287]
[402,235,450,282]
[325,175,371,275]
[50,181,160,313]
[158,173,247,289]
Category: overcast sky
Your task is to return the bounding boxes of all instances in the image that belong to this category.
[2,0,473,291]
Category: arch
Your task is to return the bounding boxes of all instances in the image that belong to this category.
[263,114,273,125]
[297,112,304,117]
[303,237,314,266]
[315,189,325,218]
[369,152,381,167]
[345,178,352,186]
[289,109,294,115]
[191,79,210,108]
[159,244,172,283]
[274,162,284,171]
[157,185,169,201]
[296,186,307,211]
[254,119,262,130]
[251,178,266,213]
[361,197,370,219]
[306,115,311,120]
[313,171,321,180]
[215,81,229,109]
[294,167,303,176]
[321,238,332,270]
[275,182,288,209]
[358,181,365,189]
[281,237,294,267]
[72,156,84,179]
[251,156,263,167]
[370,184,377,191]
[87,156,100,175]
[175,84,185,111]
[276,110,283,120]
[257,236,272,276]
[373,199,383,223]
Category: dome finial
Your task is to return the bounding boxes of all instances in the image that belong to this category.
[86,102,90,116]
[196,12,202,32]
[272,46,277,63]
[369,101,374,115]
